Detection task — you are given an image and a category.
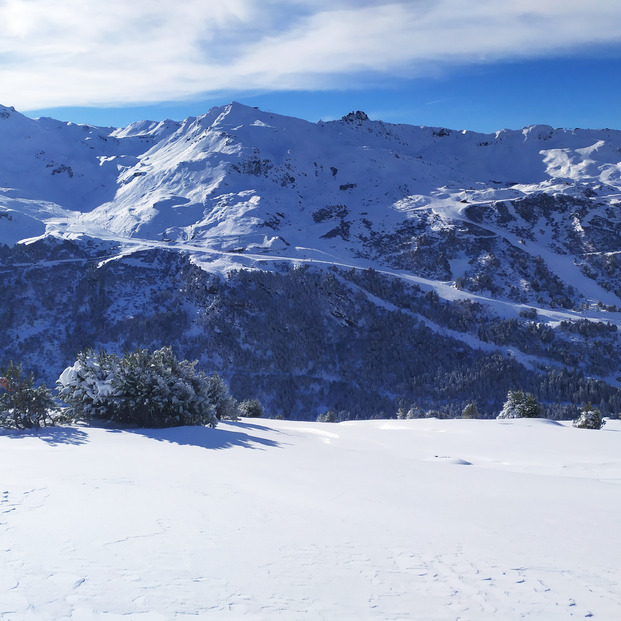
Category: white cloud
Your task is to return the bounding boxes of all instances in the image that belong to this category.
[1,0,620,110]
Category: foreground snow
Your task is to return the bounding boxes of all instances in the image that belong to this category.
[1,418,620,620]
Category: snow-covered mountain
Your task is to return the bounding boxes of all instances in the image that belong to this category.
[1,103,620,418]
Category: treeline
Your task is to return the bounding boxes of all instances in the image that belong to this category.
[0,353,608,432]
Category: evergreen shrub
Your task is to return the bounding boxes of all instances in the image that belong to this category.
[497,389,544,419]
[238,399,265,418]
[573,403,605,429]
[57,347,226,428]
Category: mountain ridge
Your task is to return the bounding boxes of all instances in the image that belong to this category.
[1,103,620,418]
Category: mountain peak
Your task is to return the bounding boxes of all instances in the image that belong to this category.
[0,104,19,120]
[219,101,264,120]
[341,110,370,123]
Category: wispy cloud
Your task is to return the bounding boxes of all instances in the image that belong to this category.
[1,0,620,110]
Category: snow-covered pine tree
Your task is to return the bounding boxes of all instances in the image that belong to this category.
[497,389,543,419]
[56,349,119,420]
[497,390,524,419]
[239,399,265,418]
[573,403,605,429]
[203,372,238,420]
[112,347,218,428]
[57,347,223,428]
[406,405,424,419]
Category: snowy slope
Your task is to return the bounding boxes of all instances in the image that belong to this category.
[1,417,620,619]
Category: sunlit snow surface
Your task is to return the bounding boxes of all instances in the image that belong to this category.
[1,418,620,619]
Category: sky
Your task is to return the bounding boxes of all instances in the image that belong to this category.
[1,0,621,132]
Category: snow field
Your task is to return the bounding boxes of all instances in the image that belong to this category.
[1,418,620,620]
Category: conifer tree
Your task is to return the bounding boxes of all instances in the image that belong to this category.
[497,390,544,419]
[57,347,223,428]
[462,402,479,419]
[239,399,265,418]
[57,349,119,420]
[0,361,55,429]
[573,402,605,429]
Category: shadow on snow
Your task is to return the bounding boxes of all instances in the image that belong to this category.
[107,422,283,451]
[1,421,285,450]
[1,425,89,445]
[224,420,290,434]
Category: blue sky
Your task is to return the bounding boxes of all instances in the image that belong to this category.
[2,1,621,132]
